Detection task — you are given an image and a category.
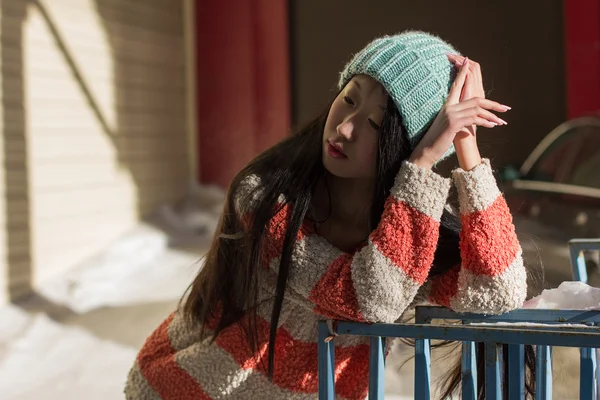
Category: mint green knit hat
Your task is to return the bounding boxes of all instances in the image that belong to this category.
[339,31,461,160]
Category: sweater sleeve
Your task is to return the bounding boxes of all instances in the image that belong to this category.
[236,161,451,323]
[424,159,527,315]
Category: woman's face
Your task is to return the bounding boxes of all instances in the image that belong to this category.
[322,75,388,179]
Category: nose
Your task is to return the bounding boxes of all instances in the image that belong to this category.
[337,120,355,141]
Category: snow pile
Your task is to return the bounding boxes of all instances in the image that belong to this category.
[156,182,225,247]
[523,281,600,310]
[36,183,226,314]
[0,306,136,400]
[35,222,202,314]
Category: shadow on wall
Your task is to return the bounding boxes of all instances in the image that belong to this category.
[4,0,190,302]
[93,0,190,215]
[3,0,30,300]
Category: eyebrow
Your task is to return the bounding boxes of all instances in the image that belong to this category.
[352,80,386,111]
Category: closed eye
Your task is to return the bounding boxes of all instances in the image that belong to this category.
[343,96,355,106]
[369,119,381,131]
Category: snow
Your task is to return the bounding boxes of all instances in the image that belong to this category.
[0,184,224,399]
[0,306,136,400]
[35,183,225,314]
[523,281,600,311]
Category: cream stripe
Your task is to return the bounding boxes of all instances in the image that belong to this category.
[271,234,342,299]
[234,174,262,215]
[452,158,502,215]
[351,240,422,323]
[449,249,527,315]
[168,309,207,351]
[174,340,343,400]
[392,161,451,221]
[124,361,162,400]
[254,286,369,347]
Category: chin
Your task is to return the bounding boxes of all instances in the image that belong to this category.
[322,157,360,179]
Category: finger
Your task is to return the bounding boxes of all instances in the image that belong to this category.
[477,72,486,99]
[452,97,511,113]
[456,116,497,130]
[447,58,470,104]
[452,59,480,78]
[450,59,486,99]
[447,53,465,63]
[451,58,480,75]
[468,61,485,96]
[455,106,508,126]
[461,69,474,102]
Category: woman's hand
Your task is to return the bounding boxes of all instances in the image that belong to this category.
[408,57,510,170]
[447,54,508,170]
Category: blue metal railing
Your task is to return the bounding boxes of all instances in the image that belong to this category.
[318,238,600,399]
[571,238,600,399]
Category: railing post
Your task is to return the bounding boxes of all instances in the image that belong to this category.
[596,349,600,400]
[369,336,385,400]
[318,321,335,400]
[462,341,478,400]
[485,342,503,400]
[580,347,597,400]
[536,345,552,400]
[568,239,600,285]
[508,344,526,399]
[571,246,589,283]
[415,309,431,400]
[568,240,600,400]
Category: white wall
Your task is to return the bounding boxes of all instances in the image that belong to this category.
[0,0,191,304]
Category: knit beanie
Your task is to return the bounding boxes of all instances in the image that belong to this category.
[338,30,461,161]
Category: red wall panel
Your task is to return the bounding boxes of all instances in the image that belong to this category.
[564,0,600,118]
[196,1,290,187]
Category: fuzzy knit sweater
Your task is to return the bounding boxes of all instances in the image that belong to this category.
[125,159,527,400]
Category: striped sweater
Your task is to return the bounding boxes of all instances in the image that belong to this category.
[125,159,527,399]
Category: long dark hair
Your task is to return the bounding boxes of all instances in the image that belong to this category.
[182,90,534,398]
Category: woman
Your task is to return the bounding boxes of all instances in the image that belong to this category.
[125,30,528,399]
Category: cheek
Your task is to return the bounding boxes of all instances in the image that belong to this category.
[324,102,343,132]
[358,138,379,167]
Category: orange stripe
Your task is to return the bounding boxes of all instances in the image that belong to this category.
[460,196,520,276]
[428,264,461,307]
[138,313,212,400]
[370,197,440,284]
[214,314,369,399]
[260,203,307,267]
[309,253,365,322]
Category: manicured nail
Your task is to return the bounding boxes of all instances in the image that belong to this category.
[498,118,508,125]
[462,57,469,66]
[502,105,512,110]
[487,121,498,127]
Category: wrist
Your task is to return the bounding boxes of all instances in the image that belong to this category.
[454,137,482,171]
[408,149,435,169]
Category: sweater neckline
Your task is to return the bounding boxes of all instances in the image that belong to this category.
[300,219,367,255]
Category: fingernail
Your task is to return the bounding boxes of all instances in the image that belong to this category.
[498,118,508,125]
[487,121,498,127]
[502,105,512,110]
[462,57,469,66]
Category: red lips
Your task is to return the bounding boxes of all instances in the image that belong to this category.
[327,140,347,159]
